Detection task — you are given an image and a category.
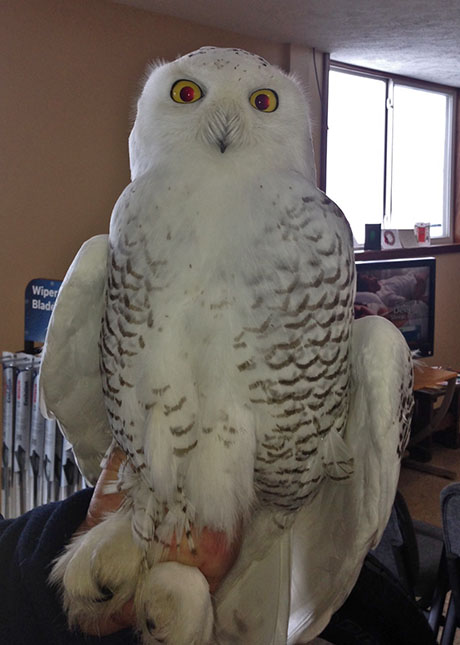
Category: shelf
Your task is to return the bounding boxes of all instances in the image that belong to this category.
[355,243,460,261]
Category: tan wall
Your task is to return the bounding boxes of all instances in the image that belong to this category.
[455,99,460,242]
[426,253,460,370]
[0,0,311,351]
[1,0,459,372]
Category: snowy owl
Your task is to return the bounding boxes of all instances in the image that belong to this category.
[40,47,413,644]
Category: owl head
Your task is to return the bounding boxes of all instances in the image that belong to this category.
[129,46,315,181]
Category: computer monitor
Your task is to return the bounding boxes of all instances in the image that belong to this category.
[354,257,436,357]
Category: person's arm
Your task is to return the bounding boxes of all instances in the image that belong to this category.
[0,485,135,644]
[0,448,241,643]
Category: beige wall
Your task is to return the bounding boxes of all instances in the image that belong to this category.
[0,0,314,351]
[1,0,459,371]
[426,253,460,369]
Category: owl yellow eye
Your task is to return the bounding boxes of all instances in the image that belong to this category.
[249,89,278,112]
[171,80,203,104]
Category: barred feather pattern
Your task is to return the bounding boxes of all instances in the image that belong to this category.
[240,190,356,516]
[397,352,414,458]
[99,166,356,548]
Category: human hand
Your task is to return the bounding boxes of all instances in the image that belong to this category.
[76,447,241,636]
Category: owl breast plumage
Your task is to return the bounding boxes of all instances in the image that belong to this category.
[102,159,355,537]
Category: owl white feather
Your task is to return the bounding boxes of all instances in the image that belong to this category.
[40,47,413,644]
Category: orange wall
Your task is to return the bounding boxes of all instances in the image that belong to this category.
[1,0,459,371]
[456,99,460,242]
[0,0,292,351]
[426,253,460,370]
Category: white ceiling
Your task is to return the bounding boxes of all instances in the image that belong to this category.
[114,0,460,88]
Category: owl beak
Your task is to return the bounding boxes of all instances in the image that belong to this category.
[204,104,240,154]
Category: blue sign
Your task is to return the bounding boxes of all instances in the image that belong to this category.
[24,278,62,343]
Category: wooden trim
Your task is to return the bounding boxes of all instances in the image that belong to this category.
[319,52,330,192]
[327,60,460,244]
[355,242,460,261]
[456,98,460,242]
[330,60,457,94]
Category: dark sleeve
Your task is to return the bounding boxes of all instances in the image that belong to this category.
[0,489,135,645]
[320,554,437,645]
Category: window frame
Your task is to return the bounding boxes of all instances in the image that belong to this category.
[322,60,458,247]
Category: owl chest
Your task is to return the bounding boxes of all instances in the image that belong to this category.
[108,174,353,376]
[114,183,273,304]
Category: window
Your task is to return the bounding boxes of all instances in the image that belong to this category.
[325,63,456,246]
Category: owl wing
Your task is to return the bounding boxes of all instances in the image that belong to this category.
[40,235,111,484]
[214,315,413,644]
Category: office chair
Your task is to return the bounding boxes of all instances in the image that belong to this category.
[371,490,447,634]
[440,482,460,645]
[320,553,437,644]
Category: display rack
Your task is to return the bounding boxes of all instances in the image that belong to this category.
[1,278,85,519]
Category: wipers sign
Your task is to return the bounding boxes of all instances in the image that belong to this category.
[25,278,62,343]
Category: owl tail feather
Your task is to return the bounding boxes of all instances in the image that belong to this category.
[99,445,199,563]
[155,494,197,558]
[321,427,354,482]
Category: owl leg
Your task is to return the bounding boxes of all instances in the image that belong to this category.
[135,561,214,645]
[49,508,142,633]
[184,402,257,538]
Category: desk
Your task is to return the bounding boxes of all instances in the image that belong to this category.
[434,383,460,449]
[413,366,458,392]
[404,366,459,479]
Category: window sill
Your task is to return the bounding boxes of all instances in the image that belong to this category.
[354,242,460,261]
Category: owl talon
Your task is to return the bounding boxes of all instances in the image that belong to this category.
[135,561,213,645]
[146,618,156,634]
[49,510,142,631]
[95,584,115,602]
